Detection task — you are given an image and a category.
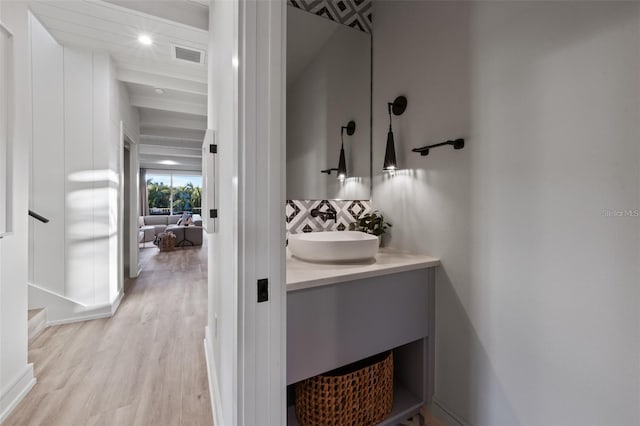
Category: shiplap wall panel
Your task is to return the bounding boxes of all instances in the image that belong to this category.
[30,14,65,295]
[92,52,113,305]
[63,48,95,304]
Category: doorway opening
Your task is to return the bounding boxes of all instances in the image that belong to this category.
[122,138,133,284]
[119,130,141,293]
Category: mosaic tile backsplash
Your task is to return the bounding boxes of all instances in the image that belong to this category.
[286,200,371,237]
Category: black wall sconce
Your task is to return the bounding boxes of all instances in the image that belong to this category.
[321,120,356,181]
[412,138,465,156]
[384,96,407,172]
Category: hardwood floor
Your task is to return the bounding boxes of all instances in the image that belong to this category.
[7,238,445,426]
[5,242,212,426]
[401,406,445,426]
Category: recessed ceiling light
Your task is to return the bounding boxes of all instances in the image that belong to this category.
[138,34,153,46]
[159,160,178,165]
[155,88,165,95]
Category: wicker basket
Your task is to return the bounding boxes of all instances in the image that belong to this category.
[156,231,176,252]
[295,351,393,426]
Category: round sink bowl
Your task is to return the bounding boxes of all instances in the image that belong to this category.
[289,231,379,262]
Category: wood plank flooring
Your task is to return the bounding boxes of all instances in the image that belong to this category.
[400,406,445,426]
[27,308,47,344]
[5,243,212,426]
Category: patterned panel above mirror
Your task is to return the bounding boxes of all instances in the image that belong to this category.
[287,0,372,33]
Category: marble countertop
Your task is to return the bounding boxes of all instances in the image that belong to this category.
[286,247,440,292]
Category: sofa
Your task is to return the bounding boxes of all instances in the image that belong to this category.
[139,214,203,247]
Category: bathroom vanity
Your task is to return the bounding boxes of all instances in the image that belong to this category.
[286,249,440,425]
[284,2,438,423]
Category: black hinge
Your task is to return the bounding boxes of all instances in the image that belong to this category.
[210,144,218,154]
[209,209,218,219]
[257,279,269,303]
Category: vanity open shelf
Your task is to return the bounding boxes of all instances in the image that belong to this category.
[287,339,428,425]
[286,251,439,424]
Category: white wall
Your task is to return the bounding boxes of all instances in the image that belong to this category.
[29,13,65,295]
[286,7,371,200]
[372,2,640,425]
[64,47,95,304]
[29,15,138,309]
[119,82,140,144]
[0,2,35,421]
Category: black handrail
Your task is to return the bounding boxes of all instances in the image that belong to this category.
[28,210,49,223]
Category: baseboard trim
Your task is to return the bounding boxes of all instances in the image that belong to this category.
[30,285,125,326]
[46,311,113,326]
[432,396,468,426]
[204,326,224,426]
[28,282,90,307]
[110,289,124,315]
[0,364,36,424]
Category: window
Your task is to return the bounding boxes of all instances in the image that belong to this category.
[147,172,202,215]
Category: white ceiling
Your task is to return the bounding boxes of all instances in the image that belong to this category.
[103,0,209,30]
[126,82,207,116]
[30,0,209,172]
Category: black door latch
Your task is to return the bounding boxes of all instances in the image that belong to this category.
[257,279,268,303]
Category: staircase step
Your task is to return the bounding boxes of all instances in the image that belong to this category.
[28,308,47,344]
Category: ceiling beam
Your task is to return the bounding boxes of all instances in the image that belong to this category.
[113,55,207,84]
[187,0,210,7]
[140,162,202,172]
[118,68,207,96]
[140,154,202,171]
[103,0,209,30]
[140,136,203,150]
[140,126,205,140]
[139,144,201,158]
[131,95,207,116]
[139,109,207,130]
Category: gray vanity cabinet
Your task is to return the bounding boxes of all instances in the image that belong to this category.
[287,267,436,425]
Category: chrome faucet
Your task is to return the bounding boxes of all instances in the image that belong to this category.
[310,206,337,221]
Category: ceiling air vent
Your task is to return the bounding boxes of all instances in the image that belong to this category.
[171,44,206,65]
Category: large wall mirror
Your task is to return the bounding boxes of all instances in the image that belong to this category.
[286,6,371,200]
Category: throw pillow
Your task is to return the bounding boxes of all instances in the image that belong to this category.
[177,212,192,226]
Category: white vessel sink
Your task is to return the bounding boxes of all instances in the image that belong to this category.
[288,231,379,262]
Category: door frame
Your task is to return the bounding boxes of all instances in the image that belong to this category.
[205,0,286,423]
[236,0,286,423]
[118,122,140,296]
[0,20,13,239]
